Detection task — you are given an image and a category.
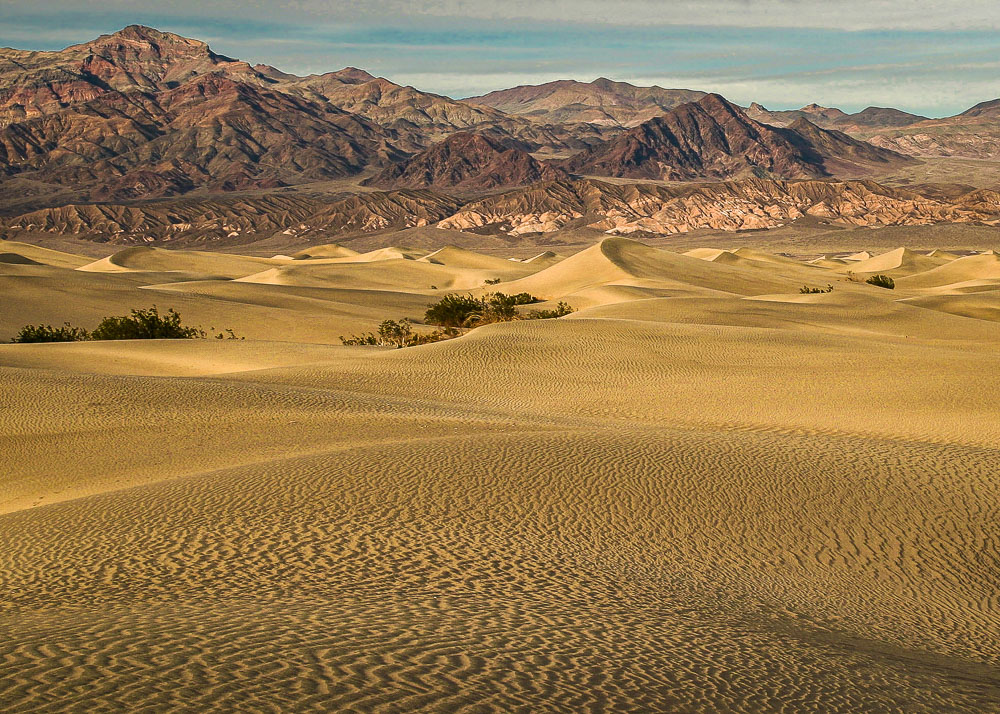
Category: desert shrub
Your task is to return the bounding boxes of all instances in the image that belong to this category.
[424,292,548,328]
[799,284,833,294]
[424,293,484,327]
[90,306,206,340]
[340,332,378,346]
[11,322,89,343]
[213,328,244,340]
[845,271,864,283]
[484,277,502,285]
[347,292,569,349]
[471,293,519,324]
[526,302,574,319]
[10,307,239,343]
[511,292,539,305]
[866,274,895,289]
[341,318,457,348]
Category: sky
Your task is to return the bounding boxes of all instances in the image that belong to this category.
[1,0,998,117]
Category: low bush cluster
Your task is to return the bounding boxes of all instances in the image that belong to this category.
[525,302,574,319]
[342,292,574,349]
[90,306,206,340]
[11,306,241,343]
[424,292,554,328]
[799,284,834,294]
[866,274,895,289]
[846,271,896,289]
[340,319,458,348]
[11,323,91,343]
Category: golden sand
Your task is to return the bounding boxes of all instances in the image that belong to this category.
[1,238,998,711]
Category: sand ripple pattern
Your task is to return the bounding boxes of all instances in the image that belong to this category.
[4,239,1000,711]
[2,427,999,712]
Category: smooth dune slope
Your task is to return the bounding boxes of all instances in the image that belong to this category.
[0,263,430,343]
[840,246,952,276]
[902,291,1000,322]
[327,246,427,262]
[290,243,360,259]
[897,252,1000,288]
[1,236,999,712]
[78,245,274,278]
[0,240,92,268]
[236,257,535,292]
[522,250,563,267]
[418,245,520,271]
[501,237,814,302]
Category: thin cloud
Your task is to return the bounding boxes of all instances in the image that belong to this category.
[3,0,1000,31]
[1,1,998,116]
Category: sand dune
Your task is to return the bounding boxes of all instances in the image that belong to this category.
[0,338,344,377]
[0,252,40,265]
[0,262,430,343]
[0,239,92,268]
[808,255,851,268]
[327,246,427,262]
[683,247,731,261]
[573,290,1000,341]
[2,235,1000,712]
[840,246,952,276]
[78,245,274,278]
[290,243,360,259]
[237,255,537,293]
[927,249,962,260]
[505,238,822,302]
[918,278,1000,295]
[902,291,1000,322]
[687,246,832,275]
[521,250,563,267]
[732,246,815,267]
[897,252,1000,289]
[418,245,520,271]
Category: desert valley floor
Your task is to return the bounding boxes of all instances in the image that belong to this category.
[1,234,999,712]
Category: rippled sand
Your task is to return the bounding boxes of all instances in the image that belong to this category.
[2,238,999,712]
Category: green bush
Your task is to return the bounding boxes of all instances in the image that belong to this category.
[90,306,206,340]
[424,293,484,328]
[347,292,572,349]
[341,318,457,348]
[10,307,237,343]
[424,292,548,328]
[799,284,833,294]
[213,329,244,341]
[866,274,895,290]
[11,322,89,343]
[511,292,539,305]
[526,302,574,319]
[471,293,519,325]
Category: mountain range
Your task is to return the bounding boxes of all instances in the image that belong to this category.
[1,24,999,246]
[560,94,913,181]
[745,102,928,132]
[364,132,567,191]
[0,26,612,201]
[465,78,706,127]
[4,179,997,249]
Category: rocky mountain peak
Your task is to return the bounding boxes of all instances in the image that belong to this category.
[364,131,567,190]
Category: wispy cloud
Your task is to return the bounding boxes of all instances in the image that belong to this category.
[5,0,998,31]
[1,1,998,115]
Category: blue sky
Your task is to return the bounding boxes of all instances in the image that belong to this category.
[2,1,998,117]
